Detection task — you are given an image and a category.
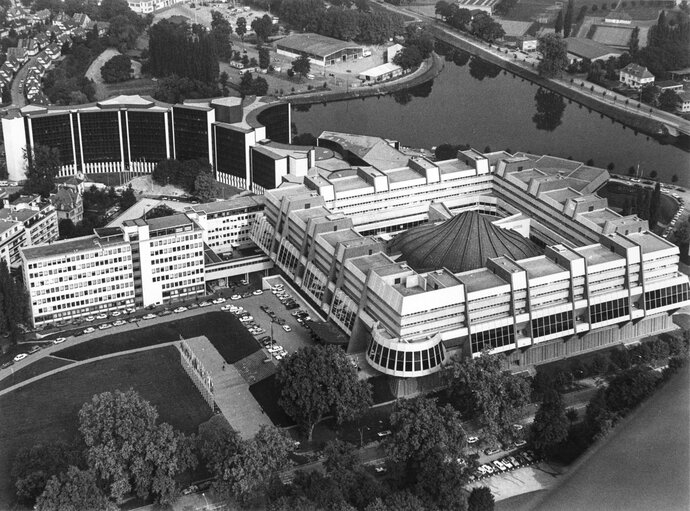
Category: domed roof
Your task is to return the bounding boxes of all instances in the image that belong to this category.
[387,211,542,274]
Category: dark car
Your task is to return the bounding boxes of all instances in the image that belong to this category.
[1,360,14,369]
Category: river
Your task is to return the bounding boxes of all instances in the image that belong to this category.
[291,50,690,186]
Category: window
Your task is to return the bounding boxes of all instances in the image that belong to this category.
[589,298,629,324]
[645,283,690,310]
[530,311,573,338]
[471,325,515,354]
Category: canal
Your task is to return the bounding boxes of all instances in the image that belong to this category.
[292,51,690,185]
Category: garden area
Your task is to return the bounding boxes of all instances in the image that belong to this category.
[0,346,213,510]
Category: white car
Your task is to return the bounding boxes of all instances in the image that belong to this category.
[253,290,263,296]
[99,323,112,330]
[84,327,96,334]
[239,315,254,322]
[13,353,27,362]
[142,313,157,320]
[221,304,232,311]
[282,324,292,332]
[213,297,226,304]
[96,313,107,320]
[493,460,507,472]
[199,301,212,307]
[111,311,121,317]
[53,337,67,344]
[231,294,241,300]
[126,307,136,314]
[84,316,95,322]
[174,306,188,313]
[467,436,479,444]
[113,320,127,327]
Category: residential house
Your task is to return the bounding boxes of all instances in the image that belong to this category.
[72,13,91,28]
[619,63,655,89]
[33,9,52,24]
[50,185,84,224]
[677,91,690,114]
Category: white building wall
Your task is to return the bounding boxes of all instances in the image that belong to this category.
[2,116,27,182]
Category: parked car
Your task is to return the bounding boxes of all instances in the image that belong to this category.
[221,304,232,311]
[95,313,107,320]
[199,301,212,307]
[160,309,173,316]
[142,313,157,320]
[113,320,127,327]
[513,439,527,448]
[174,306,188,313]
[1,360,13,369]
[28,346,41,354]
[213,297,226,304]
[467,436,479,444]
[485,447,501,456]
[111,311,121,317]
[84,327,96,334]
[231,294,242,300]
[377,430,392,437]
[492,460,506,472]
[282,324,292,332]
[253,290,263,296]
[84,316,95,322]
[53,337,67,344]
[99,323,112,330]
[13,353,27,362]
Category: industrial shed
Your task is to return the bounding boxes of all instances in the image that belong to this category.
[276,33,363,67]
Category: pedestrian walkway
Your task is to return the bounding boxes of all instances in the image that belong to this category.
[185,336,273,439]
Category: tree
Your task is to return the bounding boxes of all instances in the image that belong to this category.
[291,54,311,79]
[323,439,358,474]
[649,182,661,228]
[11,442,82,507]
[554,10,563,35]
[2,86,11,104]
[277,345,373,440]
[532,88,566,131]
[393,46,423,70]
[537,34,568,78]
[78,389,196,504]
[35,467,117,511]
[213,425,294,505]
[210,10,233,60]
[563,0,574,37]
[415,451,468,510]
[101,54,132,83]
[531,389,569,455]
[604,366,660,414]
[252,15,275,42]
[629,26,640,55]
[658,89,680,111]
[386,396,465,463]
[236,16,247,43]
[119,185,137,210]
[25,144,60,198]
[259,46,270,69]
[468,486,495,511]
[193,169,218,202]
[107,15,139,52]
[446,353,531,444]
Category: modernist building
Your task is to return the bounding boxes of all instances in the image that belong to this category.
[20,194,273,327]
[0,195,59,266]
[1,95,291,183]
[250,132,690,388]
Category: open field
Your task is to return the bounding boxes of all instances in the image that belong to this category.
[56,311,260,364]
[0,356,72,392]
[0,346,213,510]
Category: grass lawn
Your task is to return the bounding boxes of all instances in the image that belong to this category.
[0,356,73,392]
[56,311,260,364]
[0,346,212,510]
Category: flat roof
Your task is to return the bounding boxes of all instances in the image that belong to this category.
[22,233,127,260]
[277,33,362,59]
[319,131,409,171]
[359,62,402,78]
[627,231,673,254]
[349,252,393,275]
[518,256,565,278]
[577,244,624,266]
[188,194,265,216]
[456,268,507,293]
[565,37,622,60]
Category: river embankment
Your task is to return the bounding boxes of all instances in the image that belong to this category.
[427,24,674,139]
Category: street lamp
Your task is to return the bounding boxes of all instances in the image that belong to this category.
[202,492,209,510]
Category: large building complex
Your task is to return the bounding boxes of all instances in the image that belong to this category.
[21,195,273,327]
[249,132,689,389]
[1,95,291,184]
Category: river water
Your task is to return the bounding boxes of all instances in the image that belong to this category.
[292,51,690,185]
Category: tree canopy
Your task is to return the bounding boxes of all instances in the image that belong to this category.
[468,486,495,511]
[531,389,569,455]
[445,353,531,444]
[101,54,132,83]
[386,396,465,463]
[25,144,60,198]
[277,345,373,440]
[35,467,117,511]
[291,54,311,78]
[537,34,568,78]
[78,389,196,504]
[0,260,31,343]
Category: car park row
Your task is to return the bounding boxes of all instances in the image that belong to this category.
[469,450,543,482]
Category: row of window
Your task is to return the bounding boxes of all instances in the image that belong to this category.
[367,338,445,373]
[471,325,515,354]
[33,282,134,305]
[645,284,690,310]
[27,246,127,269]
[152,268,203,282]
[37,290,134,314]
[589,298,629,324]
[31,272,133,293]
[531,311,573,338]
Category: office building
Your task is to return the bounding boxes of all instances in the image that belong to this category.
[0,194,58,250]
[1,95,290,183]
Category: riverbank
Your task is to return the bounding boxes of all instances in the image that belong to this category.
[285,52,444,106]
[427,24,674,139]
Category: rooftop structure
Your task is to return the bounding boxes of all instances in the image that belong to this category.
[565,37,622,62]
[276,33,364,67]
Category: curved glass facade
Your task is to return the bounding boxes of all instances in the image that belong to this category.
[366,332,446,377]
